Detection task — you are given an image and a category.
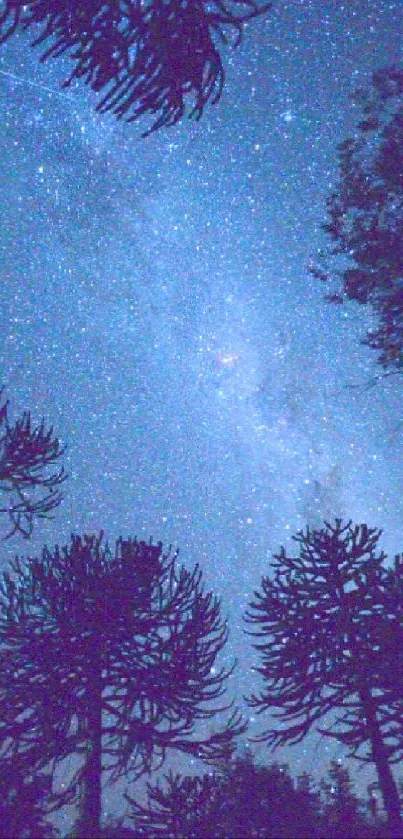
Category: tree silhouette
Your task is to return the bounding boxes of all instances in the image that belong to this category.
[320,760,366,838]
[128,752,325,838]
[0,532,244,837]
[128,769,221,837]
[311,65,403,374]
[294,771,323,836]
[0,388,66,539]
[244,519,403,835]
[0,0,271,136]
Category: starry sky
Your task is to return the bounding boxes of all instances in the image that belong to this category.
[1,0,403,824]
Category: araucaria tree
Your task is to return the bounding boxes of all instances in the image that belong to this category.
[0,0,271,136]
[0,388,66,538]
[245,519,403,835]
[312,65,403,374]
[0,532,244,836]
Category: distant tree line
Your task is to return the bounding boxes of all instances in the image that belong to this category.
[0,744,398,837]
[126,752,388,839]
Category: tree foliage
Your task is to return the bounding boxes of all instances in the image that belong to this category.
[244,519,403,833]
[127,755,308,838]
[312,65,403,373]
[320,760,366,839]
[0,0,271,136]
[0,388,66,539]
[127,751,381,838]
[0,762,59,838]
[0,532,244,836]
[128,769,221,837]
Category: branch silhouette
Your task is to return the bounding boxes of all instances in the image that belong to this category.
[0,388,66,538]
[0,0,271,135]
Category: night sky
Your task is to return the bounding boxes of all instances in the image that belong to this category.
[1,0,402,827]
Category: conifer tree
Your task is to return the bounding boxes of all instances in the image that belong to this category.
[0,532,244,836]
[245,519,403,835]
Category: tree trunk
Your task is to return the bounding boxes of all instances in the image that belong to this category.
[359,685,402,835]
[79,662,103,837]
[338,575,402,837]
